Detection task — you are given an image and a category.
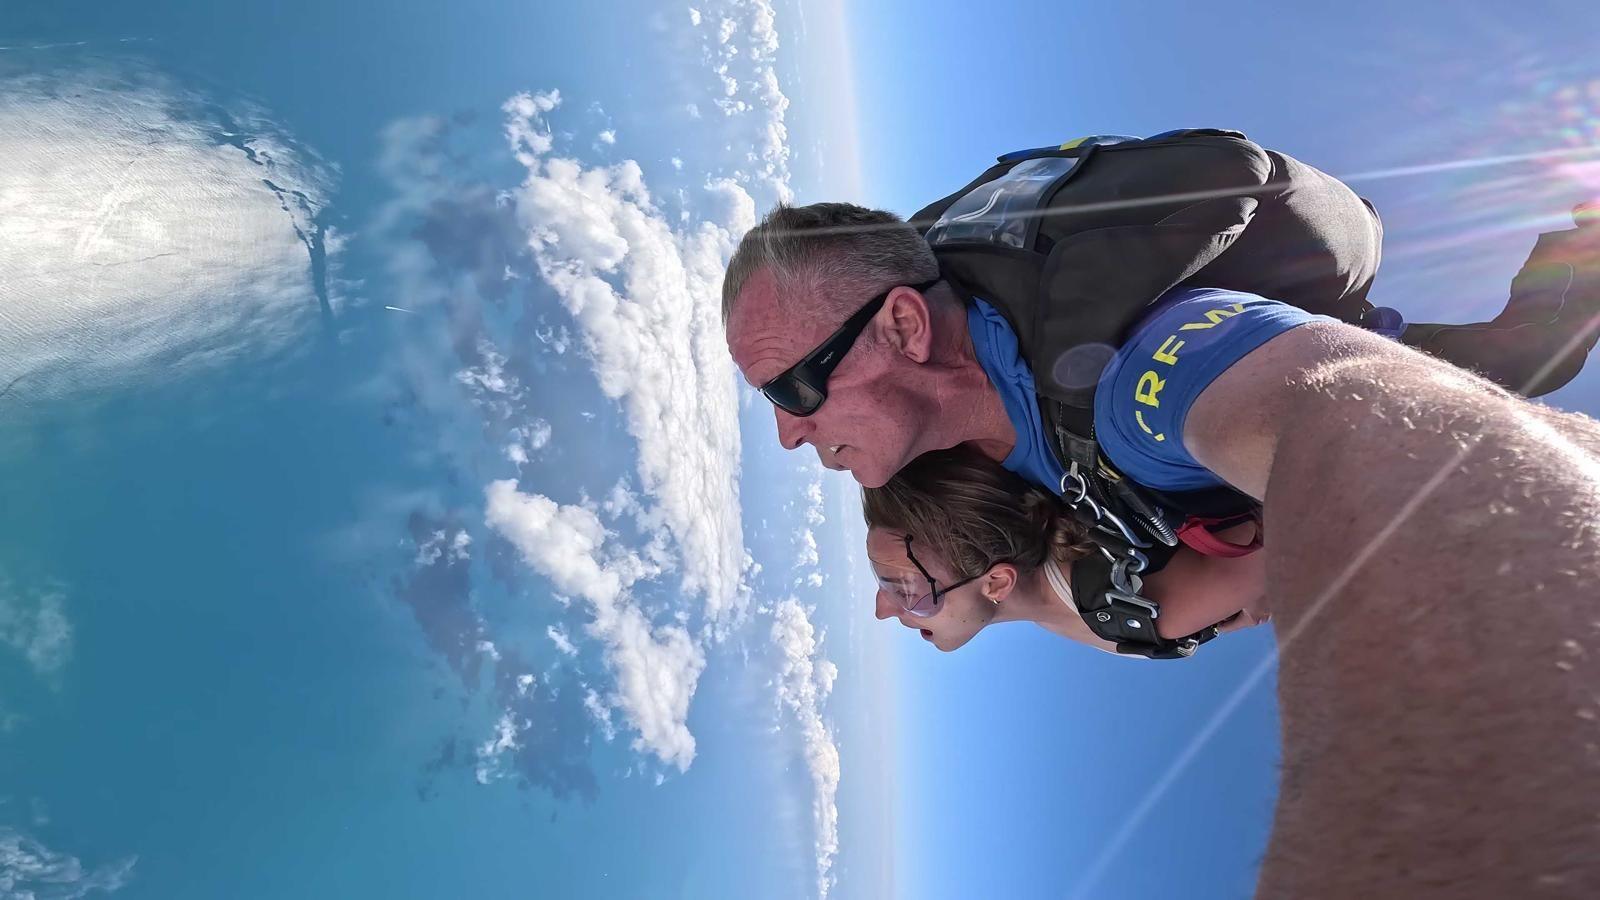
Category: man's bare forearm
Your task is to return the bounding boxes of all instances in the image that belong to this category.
[1249,336,1600,897]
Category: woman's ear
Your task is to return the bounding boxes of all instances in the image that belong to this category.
[981,563,1019,605]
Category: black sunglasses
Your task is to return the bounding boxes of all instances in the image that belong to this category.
[759,278,941,417]
[900,534,985,618]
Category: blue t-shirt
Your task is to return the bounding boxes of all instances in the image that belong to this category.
[1093,287,1332,491]
[968,288,1332,496]
[967,298,1069,492]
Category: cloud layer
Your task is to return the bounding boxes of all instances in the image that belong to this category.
[772,598,842,899]
[502,90,754,629]
[485,480,705,770]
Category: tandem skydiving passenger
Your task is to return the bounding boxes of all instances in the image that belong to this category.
[724,127,1600,658]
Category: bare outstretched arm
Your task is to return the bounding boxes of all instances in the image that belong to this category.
[1186,321,1600,899]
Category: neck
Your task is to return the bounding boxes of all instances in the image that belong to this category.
[926,300,1016,460]
[993,558,1081,632]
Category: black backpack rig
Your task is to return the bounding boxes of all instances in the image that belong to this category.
[911,128,1600,658]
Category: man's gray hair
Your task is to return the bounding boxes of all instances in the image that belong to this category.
[721,202,941,324]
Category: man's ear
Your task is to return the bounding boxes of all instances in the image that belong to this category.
[881,285,935,363]
[982,563,1019,605]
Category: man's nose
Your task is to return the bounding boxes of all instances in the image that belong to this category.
[774,407,813,451]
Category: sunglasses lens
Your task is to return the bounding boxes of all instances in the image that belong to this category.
[761,375,825,416]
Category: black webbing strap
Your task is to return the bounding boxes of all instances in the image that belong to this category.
[1069,553,1220,659]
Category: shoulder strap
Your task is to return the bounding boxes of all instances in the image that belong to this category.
[1069,550,1220,659]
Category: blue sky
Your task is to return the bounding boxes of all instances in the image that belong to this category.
[2,1,1600,898]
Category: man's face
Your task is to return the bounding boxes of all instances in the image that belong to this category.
[726,268,927,488]
[865,526,999,653]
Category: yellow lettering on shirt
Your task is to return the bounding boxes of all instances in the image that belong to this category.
[1126,300,1248,449]
[1135,410,1165,442]
[1153,336,1185,365]
[1135,371,1165,407]
[1177,302,1248,331]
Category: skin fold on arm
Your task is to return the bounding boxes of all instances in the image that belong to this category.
[1185,321,1600,899]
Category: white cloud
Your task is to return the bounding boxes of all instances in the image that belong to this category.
[0,827,136,899]
[0,65,341,401]
[485,481,705,770]
[475,711,521,784]
[502,92,754,629]
[505,419,553,464]
[471,0,801,782]
[0,576,73,677]
[502,89,561,160]
[793,472,825,574]
[527,419,553,450]
[796,530,820,569]
[771,599,842,899]
[415,529,472,566]
[455,338,522,399]
[534,324,573,354]
[693,0,792,201]
[584,686,618,742]
[547,624,578,657]
[598,129,617,145]
[802,479,825,526]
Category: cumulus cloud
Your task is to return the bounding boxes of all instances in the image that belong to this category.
[415,529,472,566]
[693,0,792,200]
[771,599,842,899]
[486,480,705,770]
[583,686,618,742]
[526,419,553,450]
[505,419,553,464]
[0,63,340,402]
[501,90,754,629]
[0,827,136,899]
[0,576,73,678]
[795,530,820,570]
[421,0,802,788]
[792,472,826,574]
[455,340,520,398]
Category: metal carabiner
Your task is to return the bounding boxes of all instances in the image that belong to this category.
[1060,464,1091,508]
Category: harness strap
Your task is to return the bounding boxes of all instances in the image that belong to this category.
[1069,553,1219,659]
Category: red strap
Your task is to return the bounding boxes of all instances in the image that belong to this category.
[1177,515,1263,558]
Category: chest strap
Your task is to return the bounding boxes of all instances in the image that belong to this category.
[1069,550,1220,659]
[1057,465,1219,658]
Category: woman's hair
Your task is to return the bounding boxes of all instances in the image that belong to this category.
[861,446,1096,578]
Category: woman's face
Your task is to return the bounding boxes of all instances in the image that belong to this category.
[865,526,1001,652]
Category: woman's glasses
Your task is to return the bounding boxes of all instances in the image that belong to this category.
[899,534,984,618]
